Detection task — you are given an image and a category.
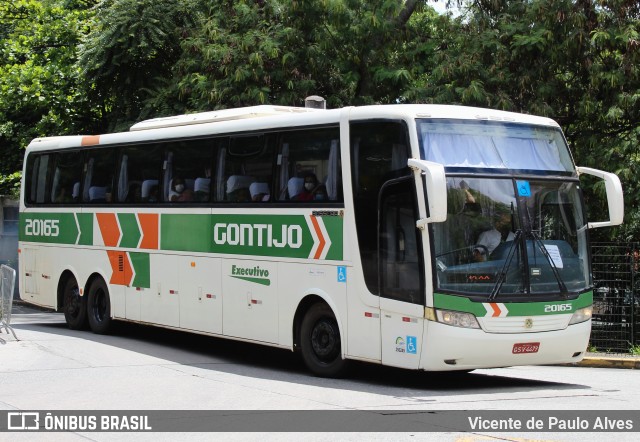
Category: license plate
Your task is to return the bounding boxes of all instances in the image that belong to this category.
[512,342,540,354]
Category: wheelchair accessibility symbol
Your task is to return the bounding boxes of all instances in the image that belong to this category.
[337,266,347,283]
[516,180,531,197]
[406,336,417,354]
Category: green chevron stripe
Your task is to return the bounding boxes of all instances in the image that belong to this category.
[118,213,141,248]
[129,252,150,288]
[76,213,93,245]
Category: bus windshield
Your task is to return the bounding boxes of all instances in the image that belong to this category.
[418,118,590,300]
[431,177,590,298]
[418,119,574,173]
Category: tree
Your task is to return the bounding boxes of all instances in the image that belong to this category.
[0,0,97,196]
[76,0,202,131]
[145,0,439,113]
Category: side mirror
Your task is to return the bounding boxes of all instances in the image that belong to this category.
[576,166,624,228]
[407,159,447,227]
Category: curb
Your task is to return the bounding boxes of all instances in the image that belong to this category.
[569,356,640,369]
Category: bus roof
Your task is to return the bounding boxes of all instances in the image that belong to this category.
[129,105,321,131]
[25,104,560,152]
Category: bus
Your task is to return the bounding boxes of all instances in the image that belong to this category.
[18,104,624,377]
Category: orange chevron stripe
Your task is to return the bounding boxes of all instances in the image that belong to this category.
[97,213,120,247]
[490,302,501,317]
[107,251,133,286]
[138,213,159,249]
[309,216,326,260]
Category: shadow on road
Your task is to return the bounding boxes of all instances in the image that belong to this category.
[11,304,589,398]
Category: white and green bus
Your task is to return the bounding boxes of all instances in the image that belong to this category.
[19,104,623,376]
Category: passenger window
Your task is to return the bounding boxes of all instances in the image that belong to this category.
[163,138,216,203]
[51,151,84,204]
[221,135,274,203]
[276,127,341,202]
[83,148,117,203]
[117,144,162,204]
[26,154,53,204]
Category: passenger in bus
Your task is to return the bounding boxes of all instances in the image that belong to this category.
[295,173,325,201]
[147,185,159,203]
[231,187,251,202]
[169,177,193,202]
[194,178,211,202]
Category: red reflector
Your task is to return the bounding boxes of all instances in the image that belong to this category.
[365,312,373,317]
[170,290,177,294]
[251,299,257,304]
[206,294,212,298]
[402,317,411,322]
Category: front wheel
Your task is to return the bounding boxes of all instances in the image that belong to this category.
[63,277,87,330]
[87,278,112,334]
[300,303,348,377]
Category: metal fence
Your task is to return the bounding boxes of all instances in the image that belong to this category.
[0,264,17,340]
[590,242,639,354]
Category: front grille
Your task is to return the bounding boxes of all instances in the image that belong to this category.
[478,314,571,333]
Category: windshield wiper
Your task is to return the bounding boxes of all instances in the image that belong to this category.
[488,229,522,301]
[530,230,568,296]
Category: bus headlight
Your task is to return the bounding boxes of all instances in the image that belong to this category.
[435,309,480,329]
[569,306,593,325]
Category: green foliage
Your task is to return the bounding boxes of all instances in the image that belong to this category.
[0,0,98,193]
[0,172,21,198]
[145,0,438,113]
[76,0,202,130]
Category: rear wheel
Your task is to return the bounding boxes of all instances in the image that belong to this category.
[300,303,348,377]
[63,277,87,330]
[87,278,112,334]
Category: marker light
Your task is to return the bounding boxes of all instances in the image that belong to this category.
[569,306,593,325]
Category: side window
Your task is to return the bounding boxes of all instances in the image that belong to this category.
[350,121,412,295]
[51,151,84,204]
[83,148,117,204]
[379,178,424,304]
[117,144,162,204]
[276,127,341,202]
[163,138,216,203]
[221,135,274,203]
[26,153,52,204]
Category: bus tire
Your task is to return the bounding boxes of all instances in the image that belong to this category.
[63,277,87,330]
[300,303,348,378]
[87,278,112,334]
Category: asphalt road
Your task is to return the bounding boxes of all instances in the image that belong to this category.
[2,305,639,441]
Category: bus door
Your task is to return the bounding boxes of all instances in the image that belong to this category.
[378,178,425,369]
